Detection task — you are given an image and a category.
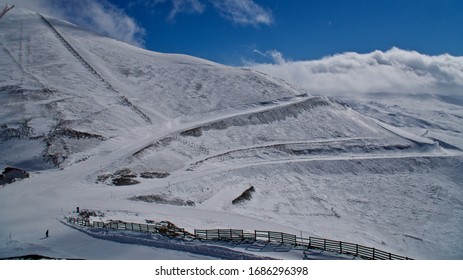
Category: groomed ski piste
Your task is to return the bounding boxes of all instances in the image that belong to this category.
[1,4,463,260]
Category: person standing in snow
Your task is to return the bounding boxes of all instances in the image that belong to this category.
[46,230,49,238]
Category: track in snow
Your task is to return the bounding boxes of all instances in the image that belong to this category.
[130,94,316,157]
[188,137,391,169]
[157,148,459,189]
[38,13,153,125]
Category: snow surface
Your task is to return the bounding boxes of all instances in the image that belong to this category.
[1,5,462,260]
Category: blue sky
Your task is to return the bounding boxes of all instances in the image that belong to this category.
[107,0,462,65]
[9,0,463,65]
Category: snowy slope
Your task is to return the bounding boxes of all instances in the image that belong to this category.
[0,6,303,170]
[1,5,462,260]
[341,92,463,150]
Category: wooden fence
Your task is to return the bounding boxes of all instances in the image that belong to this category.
[194,229,412,260]
[67,217,192,238]
[67,217,411,260]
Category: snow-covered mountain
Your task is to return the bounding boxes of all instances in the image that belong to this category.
[1,5,462,260]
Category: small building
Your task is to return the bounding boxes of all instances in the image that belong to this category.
[0,167,29,185]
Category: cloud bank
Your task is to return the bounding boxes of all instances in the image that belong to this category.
[251,48,463,96]
[7,0,145,46]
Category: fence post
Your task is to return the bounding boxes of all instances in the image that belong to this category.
[60,219,411,260]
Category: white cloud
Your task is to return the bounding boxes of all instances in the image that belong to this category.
[148,0,273,26]
[148,0,205,21]
[250,48,463,96]
[7,0,274,44]
[170,0,205,20]
[252,49,286,64]
[210,0,273,26]
[7,0,145,47]
[267,50,285,65]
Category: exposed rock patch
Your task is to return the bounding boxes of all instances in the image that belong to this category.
[232,186,255,205]
[129,194,195,206]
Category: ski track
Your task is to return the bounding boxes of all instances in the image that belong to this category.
[162,149,460,188]
[64,94,316,177]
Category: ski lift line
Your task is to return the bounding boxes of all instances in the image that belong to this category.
[0,4,14,20]
[37,13,112,90]
[37,13,153,124]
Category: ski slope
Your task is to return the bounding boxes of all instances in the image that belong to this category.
[1,4,462,260]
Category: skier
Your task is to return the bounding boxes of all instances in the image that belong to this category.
[45,230,49,238]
